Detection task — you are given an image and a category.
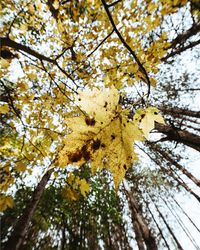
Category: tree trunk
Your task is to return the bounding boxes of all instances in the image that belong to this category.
[4,168,54,250]
[139,145,200,203]
[159,107,200,118]
[150,196,184,250]
[149,143,200,188]
[146,202,171,250]
[123,180,158,250]
[155,123,200,152]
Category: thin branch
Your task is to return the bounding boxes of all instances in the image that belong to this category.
[107,0,122,8]
[71,28,114,75]
[163,39,200,61]
[101,0,151,97]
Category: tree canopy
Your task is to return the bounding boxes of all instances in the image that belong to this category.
[0,0,200,249]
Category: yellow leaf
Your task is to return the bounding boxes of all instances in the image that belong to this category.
[0,103,9,114]
[0,195,14,212]
[150,77,157,87]
[20,24,28,33]
[62,187,79,201]
[27,73,37,81]
[52,0,59,10]
[58,87,142,189]
[14,162,27,172]
[18,82,29,91]
[78,179,90,197]
[0,58,10,69]
[28,4,35,14]
[134,107,165,139]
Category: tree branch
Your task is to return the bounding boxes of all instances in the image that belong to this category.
[169,23,200,49]
[162,23,200,60]
[162,39,200,61]
[1,37,55,63]
[1,37,77,84]
[101,0,151,96]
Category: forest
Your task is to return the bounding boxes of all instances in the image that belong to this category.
[0,0,200,249]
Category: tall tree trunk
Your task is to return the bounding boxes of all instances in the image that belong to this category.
[4,168,54,250]
[160,196,200,250]
[159,106,200,118]
[146,202,171,250]
[150,196,184,250]
[169,193,200,233]
[138,145,200,203]
[155,123,200,152]
[123,180,158,250]
[148,143,200,188]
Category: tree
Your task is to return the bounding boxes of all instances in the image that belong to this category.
[0,0,200,249]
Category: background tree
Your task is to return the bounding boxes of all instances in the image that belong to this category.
[0,0,200,250]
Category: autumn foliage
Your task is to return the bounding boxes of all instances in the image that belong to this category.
[0,0,200,249]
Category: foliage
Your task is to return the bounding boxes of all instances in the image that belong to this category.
[0,0,200,249]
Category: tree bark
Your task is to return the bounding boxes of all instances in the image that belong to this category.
[168,23,200,49]
[123,180,158,250]
[4,168,54,250]
[155,123,200,152]
[139,145,200,203]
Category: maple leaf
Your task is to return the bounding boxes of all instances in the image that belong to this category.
[58,87,143,189]
[77,178,90,197]
[134,107,165,139]
[0,103,10,114]
[62,174,90,201]
[0,195,14,212]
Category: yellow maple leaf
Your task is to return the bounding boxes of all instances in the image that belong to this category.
[78,178,90,197]
[134,107,165,139]
[62,174,90,201]
[62,187,79,201]
[0,103,9,114]
[52,0,59,10]
[27,72,37,81]
[0,58,10,69]
[58,87,143,189]
[14,162,27,173]
[0,195,14,212]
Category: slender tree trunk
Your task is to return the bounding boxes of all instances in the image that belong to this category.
[123,180,158,250]
[138,145,200,203]
[133,220,146,250]
[173,173,200,203]
[160,196,200,250]
[146,202,171,250]
[4,168,54,250]
[169,193,200,233]
[149,143,200,188]
[149,196,184,250]
[61,217,67,250]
